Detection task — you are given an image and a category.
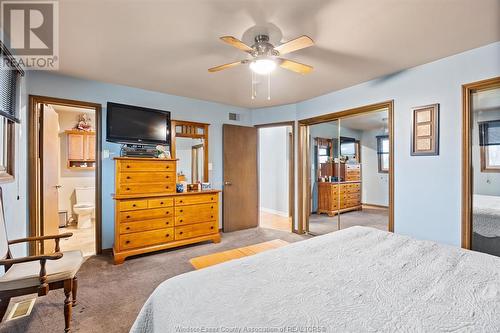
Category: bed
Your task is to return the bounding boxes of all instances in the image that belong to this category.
[131,226,500,333]
[473,194,500,256]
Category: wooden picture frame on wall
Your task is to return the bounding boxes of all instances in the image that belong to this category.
[411,103,439,156]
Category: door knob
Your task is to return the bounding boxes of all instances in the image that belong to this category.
[54,185,63,189]
[224,181,232,185]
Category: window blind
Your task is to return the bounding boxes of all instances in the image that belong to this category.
[479,120,500,146]
[0,42,24,123]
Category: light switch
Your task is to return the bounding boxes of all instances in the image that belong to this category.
[102,150,110,159]
[208,163,213,171]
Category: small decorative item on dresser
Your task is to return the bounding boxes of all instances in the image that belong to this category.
[202,182,211,190]
[187,184,198,192]
[176,183,184,193]
[156,145,171,159]
[411,103,439,156]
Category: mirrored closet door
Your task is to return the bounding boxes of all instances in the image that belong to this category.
[470,86,500,256]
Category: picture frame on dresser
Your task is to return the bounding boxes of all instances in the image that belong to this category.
[411,103,440,156]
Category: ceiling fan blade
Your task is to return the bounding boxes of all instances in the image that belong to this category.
[279,59,313,74]
[208,60,243,73]
[274,35,314,55]
[219,36,254,53]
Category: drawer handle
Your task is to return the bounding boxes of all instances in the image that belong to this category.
[165,211,170,215]
[210,226,214,230]
[125,240,130,244]
[179,200,183,203]
[126,227,130,230]
[211,206,213,209]
[132,204,136,207]
[160,202,164,205]
[126,165,131,168]
[180,209,183,213]
[166,176,169,179]
[211,197,214,201]
[179,231,183,235]
[180,219,183,222]
[211,215,213,218]
[166,233,170,237]
[166,166,170,169]
[126,176,131,179]
[165,186,169,189]
[165,221,169,225]
[126,215,131,219]
[126,188,130,191]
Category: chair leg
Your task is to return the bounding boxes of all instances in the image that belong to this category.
[63,279,73,332]
[0,297,11,321]
[72,276,78,307]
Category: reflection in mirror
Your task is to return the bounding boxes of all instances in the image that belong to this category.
[471,87,500,256]
[175,137,204,183]
[308,120,340,235]
[307,109,390,235]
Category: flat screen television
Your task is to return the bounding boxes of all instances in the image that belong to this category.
[106,102,171,145]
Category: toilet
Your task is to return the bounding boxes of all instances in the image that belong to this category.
[73,187,95,229]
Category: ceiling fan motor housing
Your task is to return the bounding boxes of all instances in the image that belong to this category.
[252,35,279,57]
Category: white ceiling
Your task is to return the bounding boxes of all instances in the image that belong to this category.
[340,110,388,131]
[57,0,500,108]
[473,88,500,111]
[50,104,95,114]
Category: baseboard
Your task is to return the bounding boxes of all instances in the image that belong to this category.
[362,203,389,209]
[259,207,289,218]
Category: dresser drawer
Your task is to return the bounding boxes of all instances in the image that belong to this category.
[119,218,173,234]
[118,160,175,172]
[119,228,174,250]
[118,183,176,195]
[175,203,217,226]
[175,221,218,240]
[119,199,149,212]
[120,172,176,184]
[175,193,218,206]
[119,207,173,223]
[148,197,174,208]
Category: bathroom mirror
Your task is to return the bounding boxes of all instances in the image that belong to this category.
[171,120,209,183]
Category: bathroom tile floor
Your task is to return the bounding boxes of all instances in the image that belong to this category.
[58,221,96,257]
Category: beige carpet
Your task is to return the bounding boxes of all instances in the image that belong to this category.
[189,239,289,269]
[0,228,307,333]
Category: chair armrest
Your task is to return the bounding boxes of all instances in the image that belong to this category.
[8,233,73,245]
[0,252,63,266]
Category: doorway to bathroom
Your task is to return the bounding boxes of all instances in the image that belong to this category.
[28,96,102,256]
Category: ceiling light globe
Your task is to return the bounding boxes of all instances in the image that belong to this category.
[250,59,276,75]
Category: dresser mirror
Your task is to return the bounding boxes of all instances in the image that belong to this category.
[171,120,209,183]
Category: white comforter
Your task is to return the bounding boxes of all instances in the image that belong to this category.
[131,227,500,333]
[474,194,500,237]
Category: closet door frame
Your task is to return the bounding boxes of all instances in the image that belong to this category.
[461,77,500,249]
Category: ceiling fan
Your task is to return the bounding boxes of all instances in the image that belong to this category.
[208,34,314,75]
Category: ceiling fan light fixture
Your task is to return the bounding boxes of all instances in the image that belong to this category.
[249,58,276,75]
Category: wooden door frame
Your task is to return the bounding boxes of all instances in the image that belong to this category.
[298,100,395,234]
[255,121,296,233]
[461,77,500,249]
[28,95,103,255]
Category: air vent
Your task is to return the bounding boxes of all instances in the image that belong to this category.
[229,113,240,121]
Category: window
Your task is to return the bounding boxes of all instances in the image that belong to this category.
[0,42,23,182]
[377,135,389,173]
[479,120,500,172]
[318,147,329,164]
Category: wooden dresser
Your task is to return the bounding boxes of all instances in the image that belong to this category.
[112,157,221,264]
[317,181,361,216]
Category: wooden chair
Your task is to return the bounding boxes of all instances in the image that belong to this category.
[0,188,84,332]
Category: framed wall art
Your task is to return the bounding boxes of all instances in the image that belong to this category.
[411,103,439,156]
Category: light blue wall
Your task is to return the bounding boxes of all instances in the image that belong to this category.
[25,72,251,249]
[251,41,500,246]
